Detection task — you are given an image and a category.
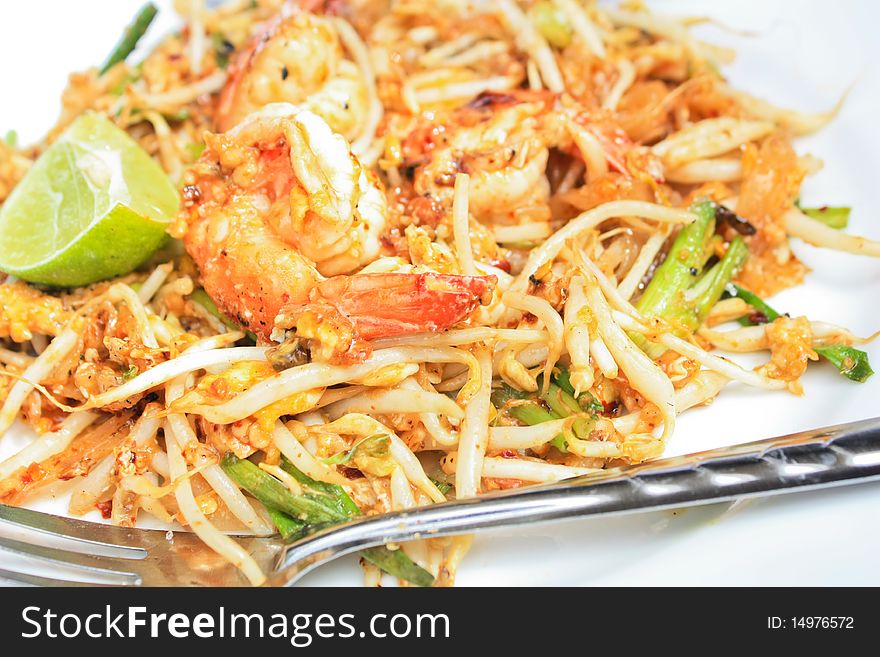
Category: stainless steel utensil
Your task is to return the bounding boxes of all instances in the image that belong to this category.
[2,416,879,586]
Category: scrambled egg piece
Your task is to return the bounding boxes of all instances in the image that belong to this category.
[759,316,818,394]
[0,281,72,342]
[194,361,324,434]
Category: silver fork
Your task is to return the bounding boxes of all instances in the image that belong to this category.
[3,416,880,586]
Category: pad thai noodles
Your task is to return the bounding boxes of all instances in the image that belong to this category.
[0,0,877,586]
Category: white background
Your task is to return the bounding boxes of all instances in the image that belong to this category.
[0,0,879,585]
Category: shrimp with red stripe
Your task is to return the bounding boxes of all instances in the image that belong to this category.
[172,104,495,364]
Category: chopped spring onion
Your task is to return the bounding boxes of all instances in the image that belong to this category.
[687,236,749,325]
[812,344,873,383]
[323,434,388,466]
[728,284,873,382]
[279,458,361,518]
[220,454,342,524]
[266,507,305,540]
[99,2,159,75]
[186,142,206,161]
[221,453,434,586]
[635,201,747,356]
[530,1,574,49]
[429,478,453,495]
[212,32,235,69]
[491,367,601,453]
[191,288,257,342]
[360,546,434,588]
[636,200,716,330]
[728,284,780,325]
[552,367,604,414]
[798,203,851,230]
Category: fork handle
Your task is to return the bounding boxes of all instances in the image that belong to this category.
[269,417,880,586]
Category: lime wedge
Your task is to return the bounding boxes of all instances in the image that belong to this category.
[0,112,179,287]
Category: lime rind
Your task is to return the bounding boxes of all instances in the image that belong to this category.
[0,112,179,287]
[5,203,169,287]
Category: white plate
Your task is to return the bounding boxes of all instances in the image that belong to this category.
[1,0,879,586]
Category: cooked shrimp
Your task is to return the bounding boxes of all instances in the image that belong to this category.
[277,271,496,363]
[216,10,369,139]
[407,91,653,224]
[173,104,495,359]
[407,91,557,224]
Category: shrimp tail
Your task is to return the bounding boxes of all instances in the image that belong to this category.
[277,273,497,363]
[315,272,497,339]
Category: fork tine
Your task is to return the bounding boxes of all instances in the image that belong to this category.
[0,504,286,586]
[0,536,142,585]
[0,504,147,557]
[0,566,111,587]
